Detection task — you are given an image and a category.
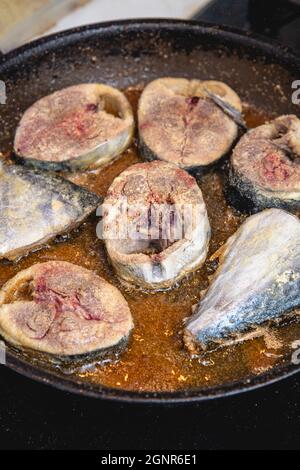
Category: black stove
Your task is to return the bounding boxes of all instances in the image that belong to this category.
[1,364,300,450]
[0,1,300,451]
[193,0,300,54]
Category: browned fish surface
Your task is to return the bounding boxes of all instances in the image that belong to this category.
[138,78,242,170]
[14,84,134,171]
[104,161,210,289]
[231,115,300,210]
[0,261,133,357]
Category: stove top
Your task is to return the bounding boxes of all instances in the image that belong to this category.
[194,0,300,54]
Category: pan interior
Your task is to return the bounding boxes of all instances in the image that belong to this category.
[0,20,300,401]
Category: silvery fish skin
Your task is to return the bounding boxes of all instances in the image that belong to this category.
[184,209,300,353]
[204,89,248,131]
[0,161,100,260]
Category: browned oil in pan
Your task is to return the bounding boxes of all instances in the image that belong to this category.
[0,20,300,402]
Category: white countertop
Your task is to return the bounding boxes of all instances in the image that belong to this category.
[47,0,210,35]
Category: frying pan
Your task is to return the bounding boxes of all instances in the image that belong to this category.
[0,19,300,403]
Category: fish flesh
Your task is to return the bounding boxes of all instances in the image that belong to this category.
[184,209,300,354]
[230,115,300,210]
[0,261,133,357]
[138,78,242,171]
[103,161,211,290]
[0,160,100,260]
[14,83,135,171]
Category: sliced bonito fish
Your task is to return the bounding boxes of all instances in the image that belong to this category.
[0,161,100,260]
[230,115,300,210]
[14,83,134,171]
[0,262,133,357]
[184,209,300,354]
[138,78,242,170]
[103,161,211,290]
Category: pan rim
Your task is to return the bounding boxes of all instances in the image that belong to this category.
[1,18,300,403]
[0,18,299,68]
[5,351,300,404]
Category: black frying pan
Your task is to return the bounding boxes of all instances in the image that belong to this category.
[0,19,300,403]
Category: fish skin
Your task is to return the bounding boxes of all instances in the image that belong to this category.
[204,89,248,131]
[0,161,100,260]
[184,209,300,353]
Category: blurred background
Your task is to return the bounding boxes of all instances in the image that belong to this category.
[0,0,299,54]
